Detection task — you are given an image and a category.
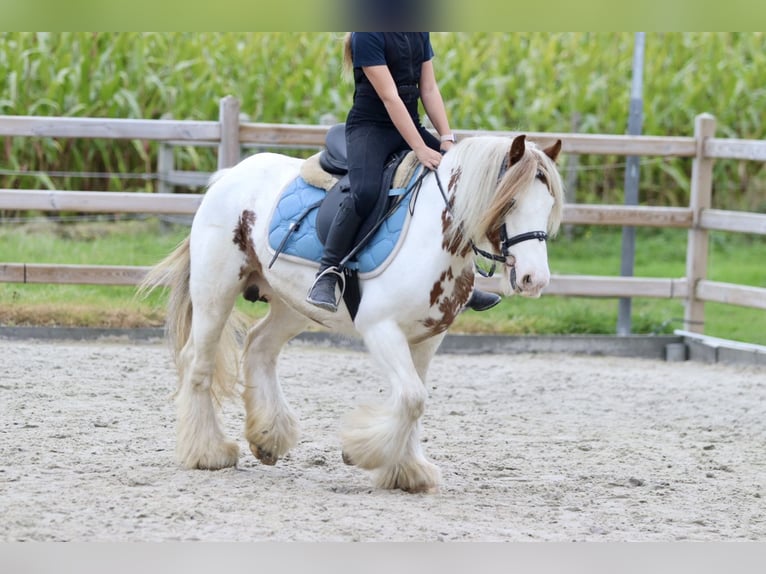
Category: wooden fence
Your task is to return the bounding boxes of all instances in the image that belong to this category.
[1,96,765,336]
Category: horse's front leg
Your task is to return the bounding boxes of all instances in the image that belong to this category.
[340,321,441,493]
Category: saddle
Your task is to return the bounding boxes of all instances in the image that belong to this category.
[268,123,422,318]
[308,123,419,244]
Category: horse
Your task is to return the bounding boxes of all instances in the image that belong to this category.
[139,133,564,493]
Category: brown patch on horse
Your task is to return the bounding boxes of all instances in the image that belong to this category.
[485,226,502,249]
[448,166,462,193]
[233,210,263,280]
[440,195,470,257]
[422,267,474,335]
[442,228,464,256]
[429,271,447,306]
[428,267,455,307]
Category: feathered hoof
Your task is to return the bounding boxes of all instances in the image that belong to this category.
[339,404,401,471]
[374,459,442,493]
[250,443,279,466]
[244,413,300,467]
[178,440,240,470]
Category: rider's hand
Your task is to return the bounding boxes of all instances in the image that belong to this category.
[415,145,443,171]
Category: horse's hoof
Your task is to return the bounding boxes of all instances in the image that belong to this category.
[402,483,440,495]
[250,443,278,466]
[341,451,354,466]
[180,441,239,470]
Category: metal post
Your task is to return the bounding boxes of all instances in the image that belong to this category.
[563,112,580,241]
[617,32,645,336]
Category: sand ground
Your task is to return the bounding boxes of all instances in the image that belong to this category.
[1,338,764,541]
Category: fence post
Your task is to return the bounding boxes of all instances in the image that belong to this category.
[156,142,176,231]
[218,96,241,169]
[156,143,174,195]
[684,113,716,333]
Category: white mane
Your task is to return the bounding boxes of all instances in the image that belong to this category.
[440,136,564,256]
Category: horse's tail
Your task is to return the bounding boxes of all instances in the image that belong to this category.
[138,236,193,364]
[138,236,243,402]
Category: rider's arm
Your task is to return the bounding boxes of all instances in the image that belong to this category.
[362,65,442,170]
[419,59,454,150]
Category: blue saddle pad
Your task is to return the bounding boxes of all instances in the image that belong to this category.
[268,176,412,274]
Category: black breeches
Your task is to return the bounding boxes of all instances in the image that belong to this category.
[345,122,440,217]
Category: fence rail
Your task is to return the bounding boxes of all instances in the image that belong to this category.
[0,189,202,214]
[1,99,765,337]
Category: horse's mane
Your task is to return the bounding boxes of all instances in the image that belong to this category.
[445,136,564,254]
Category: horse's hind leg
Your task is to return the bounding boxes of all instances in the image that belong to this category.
[176,259,244,470]
[242,297,309,466]
[341,321,441,493]
[410,333,446,386]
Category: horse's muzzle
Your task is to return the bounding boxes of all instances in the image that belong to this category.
[509,265,549,297]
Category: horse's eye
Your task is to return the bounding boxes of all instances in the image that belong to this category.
[535,169,548,185]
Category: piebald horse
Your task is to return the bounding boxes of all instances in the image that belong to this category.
[140,134,563,493]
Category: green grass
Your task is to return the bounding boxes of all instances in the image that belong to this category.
[0,218,190,327]
[1,220,764,345]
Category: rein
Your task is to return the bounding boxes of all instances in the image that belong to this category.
[433,169,548,278]
[338,165,430,268]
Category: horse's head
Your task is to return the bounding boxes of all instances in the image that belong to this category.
[446,134,564,298]
[489,135,563,297]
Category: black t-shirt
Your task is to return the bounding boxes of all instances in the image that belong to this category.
[348,32,434,125]
[351,32,434,68]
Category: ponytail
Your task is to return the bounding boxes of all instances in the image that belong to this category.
[342,32,353,82]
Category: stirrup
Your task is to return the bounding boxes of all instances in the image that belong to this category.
[306,266,346,311]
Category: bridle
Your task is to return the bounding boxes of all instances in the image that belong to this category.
[433,166,549,279]
[471,227,548,278]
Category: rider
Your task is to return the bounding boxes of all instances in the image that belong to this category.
[306,32,501,313]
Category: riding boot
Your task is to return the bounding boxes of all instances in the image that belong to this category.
[306,199,364,312]
[465,288,502,312]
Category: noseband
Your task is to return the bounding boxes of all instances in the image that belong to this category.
[471,226,548,278]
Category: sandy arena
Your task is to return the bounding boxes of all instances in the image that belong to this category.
[1,337,764,541]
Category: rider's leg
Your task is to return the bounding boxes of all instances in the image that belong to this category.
[307,123,395,313]
[306,195,363,312]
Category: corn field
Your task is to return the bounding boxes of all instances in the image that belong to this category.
[1,32,765,211]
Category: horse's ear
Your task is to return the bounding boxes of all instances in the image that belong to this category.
[543,140,562,162]
[509,134,526,166]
